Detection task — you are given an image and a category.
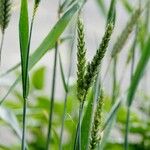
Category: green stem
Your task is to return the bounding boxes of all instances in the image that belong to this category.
[46,43,58,150]
[124,106,130,150]
[21,98,27,150]
[59,34,74,150]
[112,56,117,104]
[124,26,136,150]
[0,33,5,67]
[74,102,84,150]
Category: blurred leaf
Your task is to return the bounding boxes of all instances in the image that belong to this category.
[96,0,107,16]
[127,36,150,106]
[120,0,133,13]
[0,107,22,140]
[32,67,46,90]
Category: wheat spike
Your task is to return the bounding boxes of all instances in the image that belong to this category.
[89,90,104,150]
[77,18,87,102]
[84,24,114,92]
[0,0,12,33]
[111,8,141,58]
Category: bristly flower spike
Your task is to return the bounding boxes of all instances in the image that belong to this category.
[77,18,87,102]
[89,90,104,150]
[0,0,12,65]
[111,8,141,58]
[84,23,114,92]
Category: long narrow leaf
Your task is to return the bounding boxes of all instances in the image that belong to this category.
[127,36,150,106]
[19,0,29,98]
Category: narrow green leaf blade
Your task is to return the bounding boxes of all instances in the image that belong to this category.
[19,0,29,98]
[81,92,95,150]
[127,36,150,106]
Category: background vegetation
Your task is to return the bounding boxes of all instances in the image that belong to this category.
[0,0,150,150]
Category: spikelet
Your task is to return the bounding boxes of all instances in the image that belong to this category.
[111,8,141,58]
[89,90,104,150]
[0,0,12,33]
[84,24,114,92]
[77,18,87,102]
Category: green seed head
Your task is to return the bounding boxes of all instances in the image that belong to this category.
[0,0,12,33]
[84,23,114,92]
[111,8,141,58]
[89,90,104,150]
[77,18,87,102]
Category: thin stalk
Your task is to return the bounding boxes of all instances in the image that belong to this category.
[124,26,136,150]
[46,1,61,148]
[74,102,84,150]
[21,98,27,150]
[124,106,130,150]
[46,43,58,150]
[112,56,117,104]
[0,33,5,67]
[59,28,75,150]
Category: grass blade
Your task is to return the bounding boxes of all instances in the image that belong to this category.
[19,0,29,98]
[127,36,150,106]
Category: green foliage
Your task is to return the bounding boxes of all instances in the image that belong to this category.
[0,1,150,150]
[32,67,46,90]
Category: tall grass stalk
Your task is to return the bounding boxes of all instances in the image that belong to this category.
[124,35,136,150]
[59,24,77,149]
[46,42,58,150]
[46,2,61,148]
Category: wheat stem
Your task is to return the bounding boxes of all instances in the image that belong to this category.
[21,98,27,150]
[46,43,58,150]
[0,33,4,66]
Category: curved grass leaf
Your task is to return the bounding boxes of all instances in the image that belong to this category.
[0,1,84,105]
[81,74,101,150]
[0,106,22,139]
[127,36,150,106]
[99,95,124,150]
[81,92,94,150]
